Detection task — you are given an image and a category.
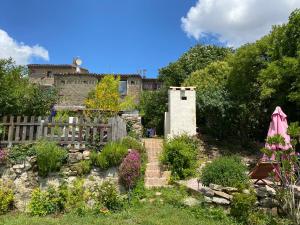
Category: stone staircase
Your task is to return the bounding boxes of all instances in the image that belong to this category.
[143,138,171,188]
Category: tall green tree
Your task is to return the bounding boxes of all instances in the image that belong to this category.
[159,45,232,87]
[184,61,231,138]
[0,58,57,116]
[138,89,168,135]
[85,75,135,118]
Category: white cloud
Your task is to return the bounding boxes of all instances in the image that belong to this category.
[181,0,300,47]
[0,29,49,64]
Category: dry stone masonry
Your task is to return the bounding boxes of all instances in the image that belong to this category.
[0,147,119,212]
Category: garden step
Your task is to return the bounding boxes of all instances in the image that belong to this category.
[145,169,161,177]
[146,163,161,170]
[143,138,170,188]
[145,177,168,187]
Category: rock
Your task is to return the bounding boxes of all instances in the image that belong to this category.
[265,185,276,196]
[83,150,90,160]
[68,152,83,163]
[256,187,268,198]
[204,196,213,203]
[69,149,80,153]
[214,190,233,200]
[155,192,162,196]
[222,187,238,193]
[200,186,214,197]
[39,176,61,189]
[104,167,118,178]
[183,197,200,207]
[13,164,25,169]
[209,183,223,191]
[66,176,77,184]
[256,186,276,198]
[24,162,32,171]
[242,189,250,194]
[212,197,230,205]
[259,197,279,208]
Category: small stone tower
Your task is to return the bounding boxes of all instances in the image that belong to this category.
[164,87,196,139]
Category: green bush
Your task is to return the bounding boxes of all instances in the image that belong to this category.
[8,143,36,163]
[64,179,90,215]
[94,180,123,211]
[34,140,67,177]
[91,141,128,170]
[200,155,249,188]
[28,186,66,216]
[121,136,145,154]
[0,181,14,214]
[71,160,92,176]
[230,192,257,223]
[161,135,199,179]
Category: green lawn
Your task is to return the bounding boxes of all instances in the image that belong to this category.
[0,204,235,225]
[0,187,237,225]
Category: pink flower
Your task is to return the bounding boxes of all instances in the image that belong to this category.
[119,150,141,189]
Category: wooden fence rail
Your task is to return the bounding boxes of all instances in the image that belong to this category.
[0,115,127,147]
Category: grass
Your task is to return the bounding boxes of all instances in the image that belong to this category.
[0,187,237,225]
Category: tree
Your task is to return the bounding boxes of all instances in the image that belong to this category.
[184,61,232,138]
[138,89,168,135]
[85,75,135,118]
[159,44,232,87]
[0,58,57,116]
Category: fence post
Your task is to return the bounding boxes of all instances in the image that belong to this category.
[7,116,14,147]
[15,116,21,142]
[36,116,43,140]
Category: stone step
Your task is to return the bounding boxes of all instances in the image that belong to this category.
[146,163,161,170]
[147,156,160,161]
[145,177,167,188]
[145,169,161,177]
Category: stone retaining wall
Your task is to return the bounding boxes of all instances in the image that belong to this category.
[121,113,143,138]
[0,147,119,211]
[197,183,300,213]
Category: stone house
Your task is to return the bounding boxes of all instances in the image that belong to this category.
[28,62,162,107]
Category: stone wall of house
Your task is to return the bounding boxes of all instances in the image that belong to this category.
[126,77,142,103]
[0,147,119,212]
[54,74,98,106]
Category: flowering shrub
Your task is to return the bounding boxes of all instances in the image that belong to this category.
[119,150,141,190]
[0,148,7,164]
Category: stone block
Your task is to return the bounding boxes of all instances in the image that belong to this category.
[200,186,214,197]
[212,197,230,205]
[214,190,233,200]
[209,183,223,191]
[259,197,279,208]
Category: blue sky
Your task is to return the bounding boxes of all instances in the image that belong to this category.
[0,0,200,77]
[1,0,299,78]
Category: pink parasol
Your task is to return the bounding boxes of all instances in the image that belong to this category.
[263,106,292,161]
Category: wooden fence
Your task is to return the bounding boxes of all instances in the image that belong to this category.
[0,115,127,147]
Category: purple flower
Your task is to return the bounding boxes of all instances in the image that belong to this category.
[119,150,141,190]
[0,148,7,164]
